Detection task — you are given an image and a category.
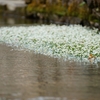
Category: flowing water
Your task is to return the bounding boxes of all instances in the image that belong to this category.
[0,43,100,100]
[0,16,100,100]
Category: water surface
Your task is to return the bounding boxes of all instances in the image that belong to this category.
[0,13,100,100]
[0,44,100,100]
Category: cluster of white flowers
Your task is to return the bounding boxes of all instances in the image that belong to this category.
[0,24,100,62]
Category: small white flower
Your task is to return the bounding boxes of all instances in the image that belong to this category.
[0,25,100,63]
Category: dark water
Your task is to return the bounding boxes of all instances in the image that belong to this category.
[0,14,50,26]
[0,43,100,100]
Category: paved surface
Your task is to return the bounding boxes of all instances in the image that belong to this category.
[0,43,100,100]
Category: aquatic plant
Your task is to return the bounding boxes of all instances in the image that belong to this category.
[0,25,100,63]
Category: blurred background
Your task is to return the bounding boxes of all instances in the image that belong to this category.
[0,0,100,29]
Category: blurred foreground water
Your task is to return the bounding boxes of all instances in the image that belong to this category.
[0,16,100,100]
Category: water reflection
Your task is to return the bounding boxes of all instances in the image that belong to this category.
[0,16,33,25]
[0,14,50,26]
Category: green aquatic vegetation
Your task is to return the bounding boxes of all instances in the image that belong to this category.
[0,25,100,63]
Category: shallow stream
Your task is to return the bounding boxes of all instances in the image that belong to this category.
[0,44,100,100]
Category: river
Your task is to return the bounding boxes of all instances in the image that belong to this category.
[0,16,100,100]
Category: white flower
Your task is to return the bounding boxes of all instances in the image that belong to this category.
[0,24,100,63]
